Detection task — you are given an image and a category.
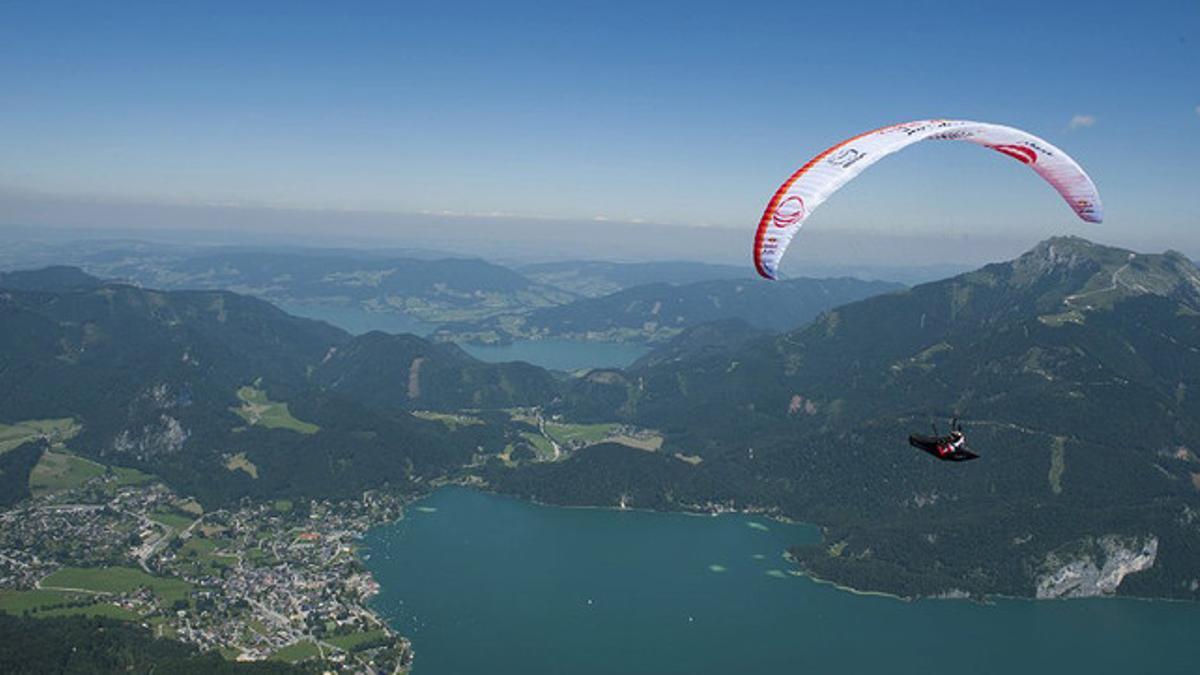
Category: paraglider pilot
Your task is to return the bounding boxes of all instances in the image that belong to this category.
[909,417,979,462]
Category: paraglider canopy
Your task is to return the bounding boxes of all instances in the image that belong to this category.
[753,120,1103,279]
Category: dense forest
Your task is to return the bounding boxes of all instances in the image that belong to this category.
[0,615,311,674]
[508,238,1200,599]
[0,271,547,505]
[0,441,44,508]
[3,237,1200,600]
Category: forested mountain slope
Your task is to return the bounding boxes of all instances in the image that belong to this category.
[0,269,551,505]
[5,238,1200,601]
[504,238,1200,599]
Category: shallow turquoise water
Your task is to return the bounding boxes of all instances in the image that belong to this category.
[363,488,1200,675]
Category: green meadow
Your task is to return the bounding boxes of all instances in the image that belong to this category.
[40,566,193,604]
[233,385,319,434]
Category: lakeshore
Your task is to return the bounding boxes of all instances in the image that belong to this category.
[363,487,1200,675]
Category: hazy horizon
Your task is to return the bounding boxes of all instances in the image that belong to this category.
[3,0,1198,273]
[2,187,1192,275]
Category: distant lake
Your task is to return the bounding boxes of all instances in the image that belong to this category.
[277,304,649,371]
[363,488,1200,675]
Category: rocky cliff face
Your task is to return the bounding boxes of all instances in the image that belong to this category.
[1035,535,1159,598]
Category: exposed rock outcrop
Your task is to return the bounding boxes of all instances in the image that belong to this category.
[1035,535,1158,598]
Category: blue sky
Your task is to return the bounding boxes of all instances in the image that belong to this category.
[1,0,1198,261]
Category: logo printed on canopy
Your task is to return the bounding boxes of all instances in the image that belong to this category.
[989,144,1038,164]
[827,148,866,169]
[772,196,806,228]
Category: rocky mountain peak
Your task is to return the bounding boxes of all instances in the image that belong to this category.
[1011,236,1121,281]
[1005,237,1200,313]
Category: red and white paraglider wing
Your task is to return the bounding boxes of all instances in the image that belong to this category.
[956,122,1103,225]
[753,120,1103,280]
[753,121,930,280]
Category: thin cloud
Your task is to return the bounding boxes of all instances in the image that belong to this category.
[1068,114,1096,130]
[1195,105,1200,118]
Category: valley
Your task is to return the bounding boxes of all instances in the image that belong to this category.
[2,237,1200,672]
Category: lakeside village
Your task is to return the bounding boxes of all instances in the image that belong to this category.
[0,460,412,673]
[0,408,681,672]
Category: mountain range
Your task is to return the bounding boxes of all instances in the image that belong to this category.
[499,237,1200,599]
[81,250,575,326]
[2,237,1199,600]
[0,270,550,504]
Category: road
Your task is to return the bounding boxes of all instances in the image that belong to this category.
[1064,254,1134,308]
[535,412,562,460]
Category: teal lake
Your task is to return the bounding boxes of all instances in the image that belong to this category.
[363,487,1199,675]
[279,304,649,371]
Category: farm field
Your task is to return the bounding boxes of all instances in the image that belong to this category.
[40,566,193,603]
